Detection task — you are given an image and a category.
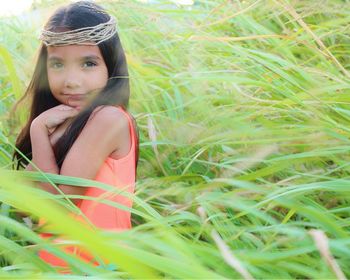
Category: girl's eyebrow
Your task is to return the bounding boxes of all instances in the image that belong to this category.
[47,55,102,61]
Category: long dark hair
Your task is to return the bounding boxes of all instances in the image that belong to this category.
[12,1,139,170]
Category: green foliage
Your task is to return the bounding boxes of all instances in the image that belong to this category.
[0,0,350,278]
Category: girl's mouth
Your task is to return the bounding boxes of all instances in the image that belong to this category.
[67,96,86,108]
[67,94,85,100]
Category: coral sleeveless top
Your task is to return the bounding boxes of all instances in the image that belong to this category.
[38,106,137,269]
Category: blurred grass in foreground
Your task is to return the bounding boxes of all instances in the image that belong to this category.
[0,0,350,278]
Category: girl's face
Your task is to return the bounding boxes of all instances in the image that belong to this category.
[47,44,108,109]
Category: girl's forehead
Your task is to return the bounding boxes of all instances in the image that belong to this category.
[47,44,102,57]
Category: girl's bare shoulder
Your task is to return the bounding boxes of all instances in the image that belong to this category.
[88,105,128,123]
[77,106,128,146]
[83,105,131,159]
[85,105,129,133]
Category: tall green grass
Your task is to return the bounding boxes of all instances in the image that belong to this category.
[0,0,349,278]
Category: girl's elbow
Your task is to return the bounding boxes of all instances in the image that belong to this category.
[24,164,34,171]
[58,185,86,205]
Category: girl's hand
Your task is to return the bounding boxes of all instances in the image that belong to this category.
[31,104,80,135]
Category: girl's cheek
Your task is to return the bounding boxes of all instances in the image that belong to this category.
[47,74,61,89]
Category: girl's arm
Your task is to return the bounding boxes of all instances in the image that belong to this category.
[27,105,84,204]
[28,105,128,205]
[29,120,59,193]
[29,119,88,204]
[30,120,59,173]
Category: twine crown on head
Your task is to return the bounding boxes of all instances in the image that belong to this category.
[39,3,117,46]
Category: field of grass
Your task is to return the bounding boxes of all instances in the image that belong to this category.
[0,0,349,278]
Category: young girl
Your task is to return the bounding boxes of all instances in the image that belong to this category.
[12,1,139,271]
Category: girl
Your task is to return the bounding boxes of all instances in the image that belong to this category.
[12,0,139,271]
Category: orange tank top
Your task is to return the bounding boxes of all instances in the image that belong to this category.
[38,106,138,270]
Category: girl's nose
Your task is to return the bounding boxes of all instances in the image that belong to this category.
[63,69,82,89]
[64,78,81,89]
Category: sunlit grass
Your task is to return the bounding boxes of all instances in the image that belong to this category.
[0,0,349,278]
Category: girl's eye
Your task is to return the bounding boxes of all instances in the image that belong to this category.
[48,61,97,69]
[83,61,97,68]
[49,62,63,69]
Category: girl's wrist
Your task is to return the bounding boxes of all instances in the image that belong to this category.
[30,118,49,136]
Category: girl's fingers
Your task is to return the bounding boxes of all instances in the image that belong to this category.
[58,104,78,111]
[70,111,80,117]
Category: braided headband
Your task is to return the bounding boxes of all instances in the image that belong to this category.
[39,16,117,46]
